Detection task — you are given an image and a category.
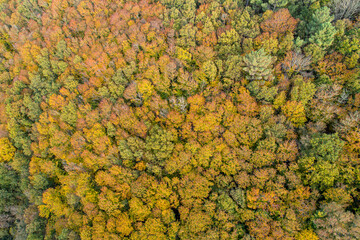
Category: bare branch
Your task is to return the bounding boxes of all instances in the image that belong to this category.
[331,0,360,20]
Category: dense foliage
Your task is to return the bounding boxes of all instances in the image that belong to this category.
[0,0,359,239]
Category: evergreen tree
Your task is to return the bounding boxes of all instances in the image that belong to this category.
[242,48,275,81]
[307,7,337,50]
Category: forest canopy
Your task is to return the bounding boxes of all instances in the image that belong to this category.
[0,0,360,239]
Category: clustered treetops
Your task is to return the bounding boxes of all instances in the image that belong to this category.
[0,0,360,239]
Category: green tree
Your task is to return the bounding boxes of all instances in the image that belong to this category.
[307,7,337,50]
[299,133,345,189]
[247,81,278,102]
[307,133,344,163]
[145,125,176,165]
[217,29,242,58]
[0,163,26,239]
[60,101,77,127]
[290,76,316,106]
[242,48,274,81]
[232,8,260,38]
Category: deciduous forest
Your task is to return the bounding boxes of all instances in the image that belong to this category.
[0,0,360,239]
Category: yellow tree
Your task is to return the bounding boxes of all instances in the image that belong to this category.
[282,101,307,127]
[0,137,15,162]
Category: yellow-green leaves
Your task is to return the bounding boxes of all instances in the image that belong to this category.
[0,137,15,162]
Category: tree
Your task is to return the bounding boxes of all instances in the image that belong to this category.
[217,29,242,58]
[313,202,360,240]
[129,197,151,222]
[0,163,24,217]
[247,81,278,102]
[60,101,77,127]
[307,7,337,50]
[225,55,244,82]
[282,51,311,76]
[307,133,344,163]
[296,229,319,240]
[290,76,316,105]
[254,32,280,55]
[232,8,260,38]
[299,133,345,190]
[145,125,176,165]
[304,43,325,63]
[182,209,212,235]
[260,8,299,34]
[242,48,274,81]
[249,0,293,12]
[282,101,307,127]
[0,137,15,162]
[178,172,213,202]
[331,0,360,20]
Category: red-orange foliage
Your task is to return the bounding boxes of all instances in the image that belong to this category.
[260,9,299,34]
